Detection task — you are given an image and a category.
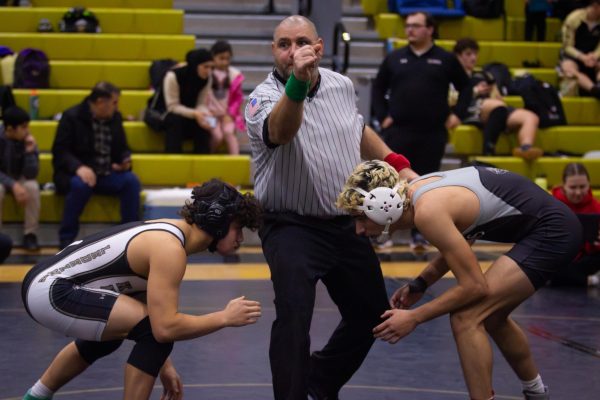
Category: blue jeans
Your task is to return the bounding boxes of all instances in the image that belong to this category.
[59,171,141,243]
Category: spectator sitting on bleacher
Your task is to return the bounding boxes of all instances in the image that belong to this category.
[0,231,11,263]
[205,40,244,155]
[163,48,215,154]
[550,162,600,287]
[447,38,544,160]
[559,0,600,98]
[0,106,40,251]
[52,81,141,250]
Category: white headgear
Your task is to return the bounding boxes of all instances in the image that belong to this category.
[353,183,405,242]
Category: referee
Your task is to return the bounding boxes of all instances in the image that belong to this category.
[245,15,417,400]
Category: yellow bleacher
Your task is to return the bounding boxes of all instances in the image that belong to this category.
[0,33,195,61]
[3,154,252,223]
[1,0,251,227]
[469,157,600,188]
[450,125,600,156]
[376,13,505,40]
[30,0,173,8]
[389,39,561,68]
[12,88,151,119]
[0,8,183,34]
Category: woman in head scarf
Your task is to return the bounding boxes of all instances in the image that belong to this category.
[163,48,215,153]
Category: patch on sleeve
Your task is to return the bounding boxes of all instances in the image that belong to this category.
[247,97,261,118]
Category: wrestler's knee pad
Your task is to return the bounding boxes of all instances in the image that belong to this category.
[126,316,174,377]
[75,339,124,365]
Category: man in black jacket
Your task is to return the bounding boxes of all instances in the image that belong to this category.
[52,82,141,249]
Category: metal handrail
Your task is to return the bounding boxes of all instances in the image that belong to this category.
[332,21,351,74]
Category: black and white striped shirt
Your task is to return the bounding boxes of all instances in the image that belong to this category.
[245,67,363,217]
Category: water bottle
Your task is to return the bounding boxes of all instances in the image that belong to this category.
[29,89,39,120]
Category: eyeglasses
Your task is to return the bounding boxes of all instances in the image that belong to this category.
[404,23,426,30]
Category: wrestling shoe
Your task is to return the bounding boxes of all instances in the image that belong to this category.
[523,386,549,399]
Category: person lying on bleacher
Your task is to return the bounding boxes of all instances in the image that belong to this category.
[446,38,544,161]
[559,0,600,98]
[52,81,141,250]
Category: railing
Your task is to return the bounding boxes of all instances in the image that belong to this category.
[332,21,351,74]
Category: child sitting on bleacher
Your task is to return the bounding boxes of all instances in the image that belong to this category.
[205,40,244,155]
[447,38,544,161]
[0,106,40,251]
[551,162,600,287]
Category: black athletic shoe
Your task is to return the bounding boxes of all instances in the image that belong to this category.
[23,233,39,251]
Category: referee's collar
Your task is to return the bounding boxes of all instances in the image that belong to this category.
[273,68,321,100]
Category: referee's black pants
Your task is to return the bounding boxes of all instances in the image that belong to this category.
[260,213,389,400]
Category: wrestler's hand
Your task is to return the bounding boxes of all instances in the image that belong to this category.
[159,359,183,400]
[373,309,418,344]
[222,296,262,327]
[292,42,322,82]
[389,284,423,309]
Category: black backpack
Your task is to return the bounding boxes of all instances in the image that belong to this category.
[483,62,513,96]
[59,7,100,33]
[13,48,50,89]
[513,75,567,128]
[463,0,504,18]
[143,59,177,132]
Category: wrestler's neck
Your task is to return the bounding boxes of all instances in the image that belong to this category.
[181,222,215,254]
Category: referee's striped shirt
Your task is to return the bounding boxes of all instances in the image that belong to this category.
[245,67,364,217]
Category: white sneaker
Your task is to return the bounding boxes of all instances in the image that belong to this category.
[523,386,549,399]
[587,272,600,287]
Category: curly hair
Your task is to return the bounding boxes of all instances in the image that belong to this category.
[336,160,410,213]
[179,180,262,231]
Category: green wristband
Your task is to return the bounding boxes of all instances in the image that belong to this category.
[285,72,310,102]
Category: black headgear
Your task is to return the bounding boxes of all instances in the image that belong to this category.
[191,182,243,251]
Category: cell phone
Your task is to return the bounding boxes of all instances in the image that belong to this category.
[206,116,217,129]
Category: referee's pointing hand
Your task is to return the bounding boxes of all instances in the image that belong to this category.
[293,43,322,82]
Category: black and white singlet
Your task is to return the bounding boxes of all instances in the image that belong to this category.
[410,166,582,288]
[21,221,185,341]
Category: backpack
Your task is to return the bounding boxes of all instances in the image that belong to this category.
[149,58,177,90]
[59,7,100,33]
[0,85,16,120]
[513,75,567,128]
[13,48,50,89]
[483,62,513,96]
[463,0,504,18]
[143,59,177,132]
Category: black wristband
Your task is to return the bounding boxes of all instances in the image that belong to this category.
[408,276,427,293]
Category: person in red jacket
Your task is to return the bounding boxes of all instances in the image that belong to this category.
[551,162,600,286]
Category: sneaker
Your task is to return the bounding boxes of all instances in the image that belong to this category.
[375,238,394,250]
[523,386,549,399]
[23,233,40,251]
[23,390,50,400]
[513,146,543,161]
[587,271,600,287]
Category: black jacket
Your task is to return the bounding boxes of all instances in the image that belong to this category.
[0,126,39,188]
[52,98,131,193]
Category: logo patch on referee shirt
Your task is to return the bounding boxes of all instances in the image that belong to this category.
[427,58,442,65]
[247,97,260,117]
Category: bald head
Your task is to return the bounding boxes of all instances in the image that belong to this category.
[274,15,318,41]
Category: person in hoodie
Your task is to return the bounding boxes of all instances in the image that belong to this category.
[205,40,244,154]
[163,48,215,153]
[551,162,600,286]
